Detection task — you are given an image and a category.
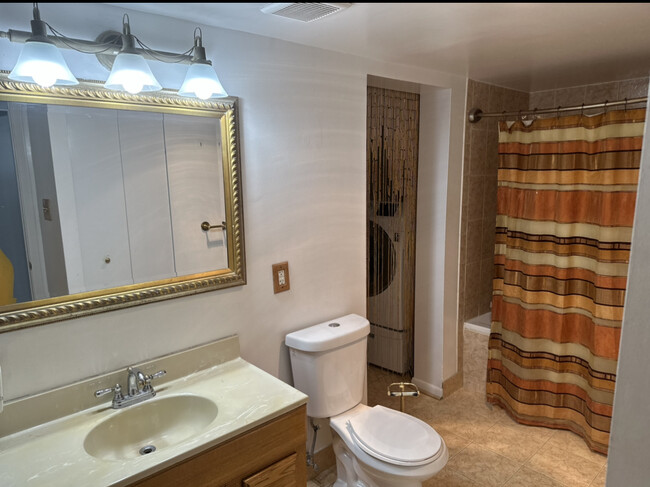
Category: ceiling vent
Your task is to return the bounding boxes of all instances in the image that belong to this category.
[260,3,351,22]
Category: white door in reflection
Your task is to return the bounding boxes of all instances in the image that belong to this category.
[165,113,227,276]
[9,103,228,297]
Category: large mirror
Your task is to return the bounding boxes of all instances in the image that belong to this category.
[0,76,245,332]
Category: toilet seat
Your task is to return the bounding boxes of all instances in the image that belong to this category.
[330,403,449,484]
[344,405,442,466]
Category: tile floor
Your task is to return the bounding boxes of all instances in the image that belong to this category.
[308,365,607,487]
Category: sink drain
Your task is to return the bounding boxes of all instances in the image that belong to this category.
[139,445,157,455]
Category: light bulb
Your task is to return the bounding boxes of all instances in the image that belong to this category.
[179,62,227,99]
[104,52,161,94]
[122,77,144,95]
[25,62,57,87]
[195,86,213,100]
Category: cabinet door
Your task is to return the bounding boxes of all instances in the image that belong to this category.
[243,453,298,487]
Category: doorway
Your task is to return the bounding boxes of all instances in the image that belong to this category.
[366,85,420,375]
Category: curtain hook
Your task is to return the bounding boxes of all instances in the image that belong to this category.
[556,106,561,119]
[604,100,609,114]
[580,103,585,118]
[624,97,628,111]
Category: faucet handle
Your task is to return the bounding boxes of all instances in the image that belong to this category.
[143,370,166,393]
[95,383,123,401]
[149,370,166,381]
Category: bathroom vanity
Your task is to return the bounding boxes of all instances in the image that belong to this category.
[0,336,308,486]
[130,405,306,486]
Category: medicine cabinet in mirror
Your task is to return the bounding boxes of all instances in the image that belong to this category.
[0,76,245,332]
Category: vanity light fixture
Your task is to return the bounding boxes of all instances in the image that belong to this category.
[7,4,77,87]
[178,29,228,100]
[2,3,228,98]
[103,15,162,94]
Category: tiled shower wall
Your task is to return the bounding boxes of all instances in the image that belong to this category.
[455,80,529,392]
[459,81,528,322]
[529,77,649,114]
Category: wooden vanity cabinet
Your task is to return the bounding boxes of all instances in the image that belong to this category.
[129,404,307,487]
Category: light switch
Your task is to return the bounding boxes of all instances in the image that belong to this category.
[272,262,290,294]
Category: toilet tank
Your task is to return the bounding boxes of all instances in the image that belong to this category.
[285,314,370,418]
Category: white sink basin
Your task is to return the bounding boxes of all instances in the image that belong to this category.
[0,353,309,487]
[83,394,218,461]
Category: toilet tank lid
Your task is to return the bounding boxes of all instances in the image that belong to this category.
[285,314,370,352]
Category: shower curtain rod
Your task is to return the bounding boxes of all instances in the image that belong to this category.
[468,96,647,123]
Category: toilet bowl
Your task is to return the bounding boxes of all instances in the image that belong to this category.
[285,314,448,487]
[330,403,448,487]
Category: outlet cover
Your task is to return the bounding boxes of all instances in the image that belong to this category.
[272,262,290,294]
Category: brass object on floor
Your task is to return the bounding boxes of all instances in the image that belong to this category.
[387,382,419,412]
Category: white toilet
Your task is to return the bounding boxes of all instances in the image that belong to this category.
[285,314,448,487]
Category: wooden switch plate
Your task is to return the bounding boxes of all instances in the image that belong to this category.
[272,262,290,294]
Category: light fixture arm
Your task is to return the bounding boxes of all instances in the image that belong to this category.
[0,17,196,64]
[2,28,120,55]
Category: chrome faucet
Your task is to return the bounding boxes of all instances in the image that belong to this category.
[127,367,145,396]
[95,366,166,409]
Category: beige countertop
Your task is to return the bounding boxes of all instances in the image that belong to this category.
[0,356,308,486]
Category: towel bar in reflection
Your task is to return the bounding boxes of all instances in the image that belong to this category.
[201,221,226,231]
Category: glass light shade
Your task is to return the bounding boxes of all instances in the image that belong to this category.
[8,40,78,87]
[178,62,228,100]
[104,52,161,94]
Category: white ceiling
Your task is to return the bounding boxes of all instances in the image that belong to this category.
[109,2,650,92]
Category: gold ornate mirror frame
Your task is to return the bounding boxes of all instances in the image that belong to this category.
[0,75,246,333]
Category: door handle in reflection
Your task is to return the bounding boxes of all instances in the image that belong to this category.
[201,221,226,231]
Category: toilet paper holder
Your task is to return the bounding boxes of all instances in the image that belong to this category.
[387,382,419,412]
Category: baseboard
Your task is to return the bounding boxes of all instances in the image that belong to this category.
[411,377,443,399]
[442,371,463,397]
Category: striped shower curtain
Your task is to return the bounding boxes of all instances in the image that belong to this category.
[486,108,646,454]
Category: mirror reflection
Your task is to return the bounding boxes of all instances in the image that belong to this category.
[0,101,228,305]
